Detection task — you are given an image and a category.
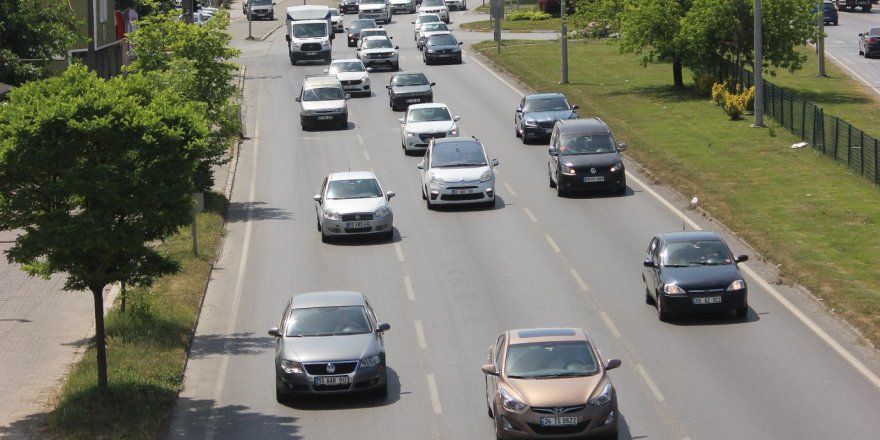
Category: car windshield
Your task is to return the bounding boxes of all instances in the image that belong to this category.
[431,143,487,168]
[251,0,272,5]
[558,134,616,155]
[662,240,733,267]
[506,342,599,378]
[428,34,457,46]
[361,0,384,4]
[392,73,429,86]
[422,23,448,32]
[422,0,444,6]
[408,106,451,122]
[524,97,570,112]
[302,87,344,101]
[361,30,386,39]
[363,38,393,49]
[285,306,372,337]
[327,178,383,199]
[293,23,327,38]
[417,15,441,24]
[868,27,880,36]
[329,61,365,73]
[330,9,340,17]
[350,20,377,31]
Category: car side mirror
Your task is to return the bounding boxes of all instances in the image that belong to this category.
[295,96,301,102]
[386,85,392,89]
[377,322,391,332]
[643,259,655,268]
[411,21,416,24]
[313,194,322,203]
[458,42,463,45]
[394,46,400,49]
[417,162,425,170]
[735,255,749,263]
[481,364,499,376]
[491,158,499,167]
[430,82,436,86]
[571,104,579,110]
[323,69,329,73]
[345,94,351,99]
[548,147,557,156]
[268,327,280,337]
[605,359,622,370]
[515,108,522,113]
[379,25,383,28]
[617,142,627,152]
[356,47,361,51]
[386,191,396,199]
[286,34,291,43]
[453,115,461,121]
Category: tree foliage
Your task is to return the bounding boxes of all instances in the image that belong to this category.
[0,0,81,86]
[0,64,211,387]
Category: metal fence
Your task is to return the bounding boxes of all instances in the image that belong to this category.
[734,65,879,186]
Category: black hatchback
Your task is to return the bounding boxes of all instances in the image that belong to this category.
[642,231,749,321]
[547,118,627,196]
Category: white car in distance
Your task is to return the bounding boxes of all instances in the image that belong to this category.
[325,59,371,97]
[412,13,441,40]
[399,103,460,154]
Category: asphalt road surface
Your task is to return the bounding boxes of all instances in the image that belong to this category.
[166,4,880,439]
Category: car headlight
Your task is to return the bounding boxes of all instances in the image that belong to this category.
[663,283,686,295]
[405,130,417,136]
[281,359,303,374]
[480,169,493,182]
[448,126,458,136]
[610,161,624,173]
[291,41,300,48]
[360,354,382,369]
[523,119,538,127]
[322,40,331,48]
[588,382,613,407]
[362,76,371,86]
[498,388,528,412]
[426,49,437,53]
[323,208,341,220]
[375,205,391,218]
[560,163,576,175]
[430,174,445,185]
[727,280,746,291]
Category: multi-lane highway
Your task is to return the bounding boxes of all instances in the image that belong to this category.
[166,4,880,439]
[821,8,880,92]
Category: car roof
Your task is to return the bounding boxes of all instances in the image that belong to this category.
[555,117,611,136]
[409,102,448,110]
[416,13,441,20]
[328,170,378,182]
[427,32,455,39]
[526,92,566,101]
[507,328,589,345]
[361,28,387,34]
[658,230,723,243]
[291,291,367,309]
[431,137,482,149]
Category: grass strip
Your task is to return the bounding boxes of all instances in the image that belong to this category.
[44,191,227,439]
[459,18,558,32]
[474,38,880,347]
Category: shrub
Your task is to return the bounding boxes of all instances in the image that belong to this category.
[743,85,756,112]
[711,81,728,106]
[695,74,716,97]
[507,9,553,21]
[723,91,745,120]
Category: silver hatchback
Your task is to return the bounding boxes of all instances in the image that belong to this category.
[314,171,395,242]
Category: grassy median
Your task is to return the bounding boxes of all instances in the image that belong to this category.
[474,38,880,347]
[44,192,227,439]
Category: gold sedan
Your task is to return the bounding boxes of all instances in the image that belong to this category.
[481,328,622,439]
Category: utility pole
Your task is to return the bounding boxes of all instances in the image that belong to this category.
[817,0,827,77]
[560,0,569,84]
[752,0,765,128]
[87,0,96,71]
[248,0,254,39]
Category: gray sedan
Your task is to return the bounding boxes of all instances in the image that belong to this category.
[268,291,391,402]
[314,171,395,242]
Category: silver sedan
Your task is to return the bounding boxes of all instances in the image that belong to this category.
[314,171,395,242]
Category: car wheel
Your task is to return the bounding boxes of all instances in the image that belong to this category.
[834,20,838,26]
[456,55,462,64]
[484,199,495,209]
[485,379,494,419]
[735,306,748,319]
[555,174,566,197]
[339,119,348,130]
[421,185,427,199]
[276,387,289,403]
[521,132,529,144]
[393,63,400,71]
[643,279,654,305]
[321,230,330,243]
[493,404,506,440]
[425,191,435,210]
[514,124,521,138]
[316,217,322,232]
[548,167,557,188]
[859,48,864,56]
[657,297,671,322]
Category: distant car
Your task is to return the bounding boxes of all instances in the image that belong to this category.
[419,0,449,23]
[346,18,379,47]
[859,27,880,58]
[325,59,371,97]
[814,1,838,26]
[339,0,360,14]
[243,0,276,20]
[422,33,463,65]
[329,9,344,32]
[358,36,400,71]
[445,0,466,10]
[387,71,435,111]
[295,74,349,131]
[313,171,395,242]
[357,27,390,49]
[481,328,621,440]
[416,21,450,50]
[358,0,393,24]
[399,102,459,153]
[514,93,578,144]
[417,136,498,209]
[390,0,417,14]
[412,13,442,40]
[642,231,749,321]
[547,118,627,196]
[268,291,391,402]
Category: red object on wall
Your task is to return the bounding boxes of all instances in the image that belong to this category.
[115,11,125,39]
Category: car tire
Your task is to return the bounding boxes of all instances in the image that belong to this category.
[859,48,864,56]
[393,63,400,71]
[657,297,671,322]
[521,132,529,144]
[548,168,557,188]
[317,217,322,232]
[276,388,289,404]
[644,280,654,305]
[514,124,521,138]
[735,306,748,319]
[339,119,348,130]
[456,55,462,64]
[321,230,330,243]
[555,174,566,197]
[421,185,427,199]
[484,199,495,209]
[425,192,435,210]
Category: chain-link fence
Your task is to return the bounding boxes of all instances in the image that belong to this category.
[733,64,879,186]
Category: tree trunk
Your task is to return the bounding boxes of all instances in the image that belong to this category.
[673,57,684,89]
[90,284,108,389]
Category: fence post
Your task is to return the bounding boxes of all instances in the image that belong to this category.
[848,124,852,167]
[875,139,878,185]
[801,99,806,139]
[860,131,865,176]
[834,117,839,160]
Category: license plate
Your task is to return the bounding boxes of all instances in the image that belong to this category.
[305,51,319,56]
[406,98,421,103]
[345,221,370,228]
[438,54,452,58]
[317,115,333,120]
[540,416,578,427]
[451,189,473,194]
[693,296,722,304]
[314,375,350,386]
[584,176,605,182]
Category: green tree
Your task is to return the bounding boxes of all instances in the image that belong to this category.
[0,64,210,389]
[126,11,241,191]
[0,0,81,86]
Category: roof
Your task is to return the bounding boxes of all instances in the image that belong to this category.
[431,137,480,148]
[508,328,589,345]
[328,171,377,182]
[286,5,331,20]
[526,92,566,100]
[303,74,342,88]
[291,291,367,309]
[659,230,723,243]
[555,117,611,136]
[408,102,448,110]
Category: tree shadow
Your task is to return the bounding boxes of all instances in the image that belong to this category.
[187,332,274,359]
[226,201,294,223]
[167,397,301,439]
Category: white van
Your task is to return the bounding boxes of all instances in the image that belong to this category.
[286,6,334,65]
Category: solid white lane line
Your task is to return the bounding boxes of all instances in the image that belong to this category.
[503,181,517,197]
[823,50,880,96]
[599,311,622,339]
[636,364,666,403]
[404,275,415,301]
[523,207,538,223]
[426,374,443,414]
[545,234,561,253]
[569,268,590,292]
[630,171,880,391]
[394,242,404,262]
[414,320,428,349]
[363,150,370,161]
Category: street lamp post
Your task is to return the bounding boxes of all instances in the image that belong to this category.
[817,0,827,76]
[560,0,569,84]
[752,0,765,127]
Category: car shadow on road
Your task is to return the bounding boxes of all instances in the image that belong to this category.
[279,367,403,410]
[427,196,507,212]
[659,306,760,326]
[322,228,400,246]
[558,186,633,199]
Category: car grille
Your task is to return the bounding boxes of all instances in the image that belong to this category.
[344,226,373,233]
[423,8,443,13]
[341,80,362,86]
[440,188,484,201]
[532,405,587,415]
[341,213,373,221]
[315,384,351,391]
[418,132,446,142]
[573,166,610,174]
[301,43,322,52]
[537,121,556,129]
[687,287,726,295]
[434,49,456,54]
[304,361,358,375]
[367,52,394,59]
[527,420,590,435]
